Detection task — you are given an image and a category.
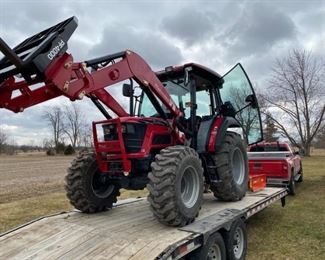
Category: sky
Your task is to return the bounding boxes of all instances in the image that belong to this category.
[0,0,324,145]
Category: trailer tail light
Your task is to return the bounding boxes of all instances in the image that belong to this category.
[174,241,199,259]
[249,174,266,192]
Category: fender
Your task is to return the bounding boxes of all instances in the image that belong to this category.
[208,116,241,152]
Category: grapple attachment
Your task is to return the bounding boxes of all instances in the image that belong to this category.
[0,16,78,84]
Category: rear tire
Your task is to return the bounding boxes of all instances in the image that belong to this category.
[224,219,247,260]
[288,172,296,195]
[211,132,248,201]
[297,163,303,182]
[147,146,204,227]
[65,152,120,213]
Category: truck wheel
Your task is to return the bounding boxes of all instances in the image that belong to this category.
[288,172,296,195]
[65,152,120,213]
[147,146,204,227]
[224,219,247,260]
[297,163,303,182]
[189,232,226,260]
[211,132,248,201]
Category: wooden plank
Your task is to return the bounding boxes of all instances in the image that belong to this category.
[0,219,64,259]
[10,223,92,260]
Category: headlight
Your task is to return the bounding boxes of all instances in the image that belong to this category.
[121,125,126,133]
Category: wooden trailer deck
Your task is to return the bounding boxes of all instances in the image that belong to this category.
[0,188,286,260]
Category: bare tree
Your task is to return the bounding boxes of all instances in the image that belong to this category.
[79,124,93,148]
[42,106,64,150]
[314,125,325,149]
[42,138,54,149]
[226,84,262,144]
[0,128,8,154]
[63,103,85,149]
[263,49,325,156]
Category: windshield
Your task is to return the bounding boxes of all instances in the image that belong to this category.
[139,78,211,118]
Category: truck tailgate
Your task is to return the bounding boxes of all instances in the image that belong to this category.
[248,152,289,178]
[249,159,287,178]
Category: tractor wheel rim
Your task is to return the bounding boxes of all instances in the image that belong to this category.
[91,171,115,198]
[232,147,245,185]
[233,226,245,258]
[181,166,200,208]
[208,244,222,260]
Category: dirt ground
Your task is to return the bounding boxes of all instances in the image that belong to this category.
[0,153,73,204]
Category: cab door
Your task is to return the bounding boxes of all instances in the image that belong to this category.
[219,63,263,145]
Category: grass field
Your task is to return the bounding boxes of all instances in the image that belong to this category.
[0,153,324,259]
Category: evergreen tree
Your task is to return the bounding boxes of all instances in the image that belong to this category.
[264,113,278,142]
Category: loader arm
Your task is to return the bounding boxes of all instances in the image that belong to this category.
[0,16,181,118]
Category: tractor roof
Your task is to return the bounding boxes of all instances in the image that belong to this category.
[156,63,223,85]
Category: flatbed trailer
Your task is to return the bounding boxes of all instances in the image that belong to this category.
[0,187,287,260]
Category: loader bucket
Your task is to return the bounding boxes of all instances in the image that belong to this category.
[0,16,78,84]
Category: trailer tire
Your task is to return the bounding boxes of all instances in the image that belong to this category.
[288,171,296,195]
[224,219,247,260]
[65,152,120,213]
[190,232,226,260]
[297,163,303,182]
[211,132,248,201]
[147,146,203,227]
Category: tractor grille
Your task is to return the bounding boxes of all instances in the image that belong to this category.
[122,123,146,153]
[107,161,123,172]
[102,123,146,153]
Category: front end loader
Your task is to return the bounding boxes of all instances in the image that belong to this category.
[0,17,263,226]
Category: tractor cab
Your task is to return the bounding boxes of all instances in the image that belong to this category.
[134,63,263,148]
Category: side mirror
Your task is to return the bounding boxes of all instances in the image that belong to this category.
[245,94,258,109]
[123,83,133,97]
[221,101,237,117]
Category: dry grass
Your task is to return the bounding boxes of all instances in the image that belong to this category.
[0,153,324,259]
[0,153,148,233]
[311,148,325,156]
[0,192,71,232]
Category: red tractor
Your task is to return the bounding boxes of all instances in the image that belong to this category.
[0,17,263,226]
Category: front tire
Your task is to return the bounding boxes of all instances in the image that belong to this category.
[147,146,204,227]
[65,152,120,213]
[211,132,248,201]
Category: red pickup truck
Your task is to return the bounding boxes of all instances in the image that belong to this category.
[248,142,303,195]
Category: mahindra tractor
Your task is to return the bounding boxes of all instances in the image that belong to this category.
[0,17,263,226]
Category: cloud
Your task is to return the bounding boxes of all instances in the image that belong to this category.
[89,24,183,70]
[218,2,296,59]
[161,7,216,46]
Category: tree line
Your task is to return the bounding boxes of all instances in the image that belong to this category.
[0,103,92,155]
